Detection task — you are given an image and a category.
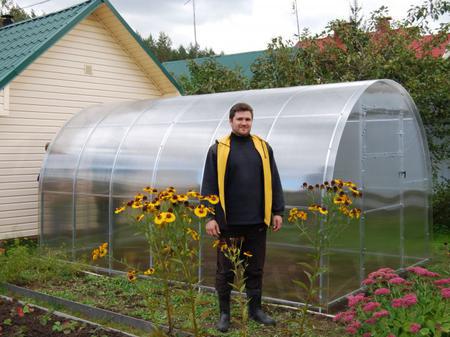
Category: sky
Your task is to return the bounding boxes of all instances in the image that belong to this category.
[14,0,450,54]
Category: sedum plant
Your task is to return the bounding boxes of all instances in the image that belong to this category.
[334,266,450,337]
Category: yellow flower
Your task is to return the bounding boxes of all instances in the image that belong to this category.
[99,247,108,258]
[187,190,201,198]
[92,248,99,261]
[127,270,137,282]
[143,186,157,193]
[308,204,321,212]
[114,206,126,214]
[163,212,176,223]
[205,195,219,205]
[186,228,200,241]
[101,242,108,249]
[349,208,361,219]
[166,186,176,194]
[289,208,298,217]
[298,211,308,221]
[212,239,221,248]
[177,194,188,202]
[136,214,145,222]
[154,213,165,226]
[194,205,208,218]
[344,181,357,188]
[147,267,156,275]
[319,207,328,215]
[170,194,179,204]
[134,193,145,201]
[132,201,143,209]
[333,196,344,204]
[243,251,253,257]
[339,206,350,216]
[220,243,228,252]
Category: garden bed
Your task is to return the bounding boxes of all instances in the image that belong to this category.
[0,295,134,337]
[13,271,338,337]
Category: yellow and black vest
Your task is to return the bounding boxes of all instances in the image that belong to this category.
[216,134,273,226]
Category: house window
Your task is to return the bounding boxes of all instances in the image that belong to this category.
[0,85,10,116]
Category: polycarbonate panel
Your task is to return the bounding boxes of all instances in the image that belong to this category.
[76,127,127,195]
[365,119,399,153]
[74,195,109,257]
[111,125,168,197]
[111,198,150,271]
[280,84,359,117]
[42,127,92,192]
[269,116,339,194]
[40,79,432,309]
[41,192,73,247]
[136,96,199,125]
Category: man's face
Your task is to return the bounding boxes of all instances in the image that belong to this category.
[230,110,253,136]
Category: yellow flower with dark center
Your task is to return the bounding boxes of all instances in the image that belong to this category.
[136,214,145,222]
[114,206,126,214]
[134,193,144,201]
[154,213,164,226]
[349,208,361,219]
[127,270,137,282]
[298,211,307,221]
[178,194,188,202]
[319,207,328,215]
[344,181,357,188]
[220,243,228,252]
[212,239,220,248]
[144,268,155,275]
[187,190,201,198]
[308,204,320,212]
[194,205,207,218]
[206,195,219,205]
[167,186,176,194]
[289,208,299,217]
[333,196,344,204]
[243,251,253,257]
[170,194,179,204]
[99,247,108,258]
[186,228,200,241]
[163,212,176,223]
[132,201,143,209]
[101,242,108,249]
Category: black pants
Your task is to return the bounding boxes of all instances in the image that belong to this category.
[215,224,267,296]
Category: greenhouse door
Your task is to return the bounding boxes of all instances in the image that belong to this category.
[361,107,405,274]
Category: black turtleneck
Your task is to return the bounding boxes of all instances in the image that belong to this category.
[225,133,264,225]
[201,133,285,230]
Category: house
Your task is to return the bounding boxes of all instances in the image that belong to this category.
[0,0,181,240]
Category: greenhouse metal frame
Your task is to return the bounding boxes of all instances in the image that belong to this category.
[39,79,432,309]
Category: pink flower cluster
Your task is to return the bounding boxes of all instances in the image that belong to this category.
[441,287,450,299]
[434,278,450,286]
[409,323,421,333]
[391,293,417,308]
[374,287,390,295]
[347,293,366,307]
[407,266,440,278]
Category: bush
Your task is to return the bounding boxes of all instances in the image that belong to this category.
[433,179,450,234]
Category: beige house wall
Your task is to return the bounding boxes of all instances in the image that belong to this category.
[0,14,173,240]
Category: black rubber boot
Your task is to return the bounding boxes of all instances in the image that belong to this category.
[216,293,231,332]
[247,290,276,326]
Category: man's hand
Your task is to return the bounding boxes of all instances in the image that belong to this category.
[205,219,221,237]
[272,215,282,232]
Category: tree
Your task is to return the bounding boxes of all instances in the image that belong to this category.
[1,0,36,22]
[179,59,249,95]
[140,32,216,62]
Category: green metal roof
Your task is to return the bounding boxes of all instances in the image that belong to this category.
[0,0,182,93]
[163,50,266,80]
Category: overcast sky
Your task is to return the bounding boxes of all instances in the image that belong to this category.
[15,0,449,54]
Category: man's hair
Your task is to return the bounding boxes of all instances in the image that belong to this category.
[229,102,253,119]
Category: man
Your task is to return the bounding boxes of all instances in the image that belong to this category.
[201,102,285,332]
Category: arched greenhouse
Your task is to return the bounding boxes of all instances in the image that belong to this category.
[39,79,432,310]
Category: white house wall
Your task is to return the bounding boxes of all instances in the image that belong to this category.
[0,14,168,239]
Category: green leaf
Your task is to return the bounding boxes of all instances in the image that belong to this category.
[420,328,430,335]
[292,279,309,291]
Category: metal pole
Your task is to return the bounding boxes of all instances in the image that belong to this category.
[294,0,301,38]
